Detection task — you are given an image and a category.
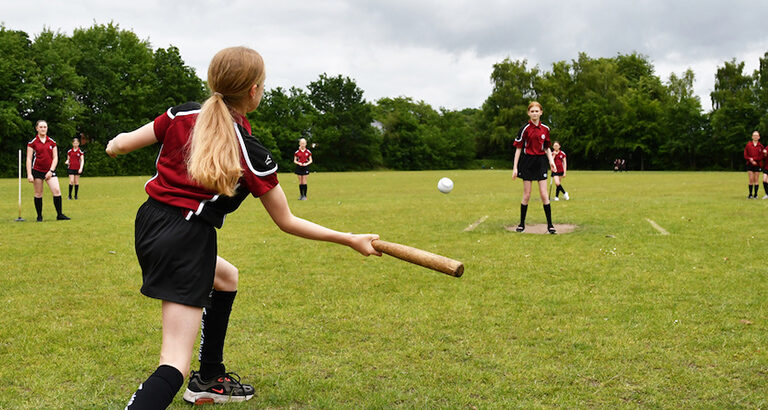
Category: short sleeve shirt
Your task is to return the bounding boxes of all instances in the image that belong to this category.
[294,149,312,164]
[67,147,84,170]
[514,121,551,156]
[27,136,57,172]
[553,150,566,173]
[148,102,279,228]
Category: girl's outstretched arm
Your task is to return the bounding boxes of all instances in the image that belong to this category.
[106,122,158,157]
[259,184,381,257]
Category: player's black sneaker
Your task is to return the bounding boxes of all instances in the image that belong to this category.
[548,225,557,234]
[515,224,525,232]
[182,371,255,404]
[56,214,70,220]
[36,216,43,222]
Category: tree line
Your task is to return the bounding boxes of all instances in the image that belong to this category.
[2,23,767,177]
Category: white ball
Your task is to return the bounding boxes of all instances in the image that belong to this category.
[437,177,454,194]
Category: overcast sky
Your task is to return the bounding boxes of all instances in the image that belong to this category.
[3,0,767,111]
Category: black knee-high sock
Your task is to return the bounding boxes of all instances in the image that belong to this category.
[559,185,566,195]
[303,184,307,197]
[519,203,528,226]
[126,365,184,409]
[53,195,63,216]
[75,184,79,198]
[543,203,553,227]
[300,184,307,197]
[34,197,43,218]
[199,290,237,380]
[68,184,73,198]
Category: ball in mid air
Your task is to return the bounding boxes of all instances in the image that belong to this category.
[437,177,454,194]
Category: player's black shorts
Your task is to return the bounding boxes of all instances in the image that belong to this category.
[295,165,309,175]
[135,197,217,308]
[762,167,768,174]
[31,169,55,179]
[518,154,549,181]
[66,169,81,175]
[552,171,564,177]
[747,164,762,172]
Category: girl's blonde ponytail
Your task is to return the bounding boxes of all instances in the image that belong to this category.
[187,47,265,196]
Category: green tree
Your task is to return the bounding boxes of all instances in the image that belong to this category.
[375,97,440,170]
[307,74,381,170]
[0,26,43,175]
[660,70,707,169]
[479,59,540,159]
[710,59,759,169]
[249,86,316,169]
[151,46,206,113]
[29,28,86,170]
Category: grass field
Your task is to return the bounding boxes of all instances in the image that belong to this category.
[0,170,766,409]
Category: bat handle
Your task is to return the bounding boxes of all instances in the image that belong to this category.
[371,239,464,277]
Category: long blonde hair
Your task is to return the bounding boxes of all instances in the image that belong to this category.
[187,46,265,196]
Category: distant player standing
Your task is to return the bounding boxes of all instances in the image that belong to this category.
[107,47,380,409]
[293,138,313,200]
[65,137,84,199]
[744,130,763,199]
[512,101,557,234]
[551,141,569,201]
[26,120,69,221]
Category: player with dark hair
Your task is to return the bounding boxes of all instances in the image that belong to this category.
[108,46,380,409]
[551,141,569,201]
[26,120,69,221]
[512,101,557,234]
[293,138,313,200]
[65,137,84,199]
[744,131,764,199]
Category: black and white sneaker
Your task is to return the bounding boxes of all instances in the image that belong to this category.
[182,371,255,404]
[547,225,557,234]
[515,224,525,232]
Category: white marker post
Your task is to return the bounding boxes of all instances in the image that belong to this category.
[16,149,24,222]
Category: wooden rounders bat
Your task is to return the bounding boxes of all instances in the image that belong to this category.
[371,239,464,277]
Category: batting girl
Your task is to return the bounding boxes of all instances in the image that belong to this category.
[26,120,69,221]
[744,130,764,199]
[107,47,380,409]
[65,137,84,199]
[551,141,568,201]
[511,101,556,234]
[293,137,312,200]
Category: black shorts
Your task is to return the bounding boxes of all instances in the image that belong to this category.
[135,198,217,308]
[31,169,55,179]
[747,164,762,172]
[518,154,549,181]
[552,171,564,177]
[66,169,82,175]
[295,165,310,175]
[763,168,768,174]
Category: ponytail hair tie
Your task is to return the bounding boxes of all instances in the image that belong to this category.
[213,92,223,98]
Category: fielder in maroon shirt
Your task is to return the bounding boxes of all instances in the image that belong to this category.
[293,138,313,200]
[744,131,764,198]
[512,101,557,233]
[106,46,380,409]
[25,120,69,221]
[551,141,569,201]
[65,137,85,199]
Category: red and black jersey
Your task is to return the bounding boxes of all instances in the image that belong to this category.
[745,141,764,165]
[147,102,279,228]
[553,150,567,173]
[294,148,312,164]
[67,147,84,170]
[514,121,551,156]
[27,136,57,172]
